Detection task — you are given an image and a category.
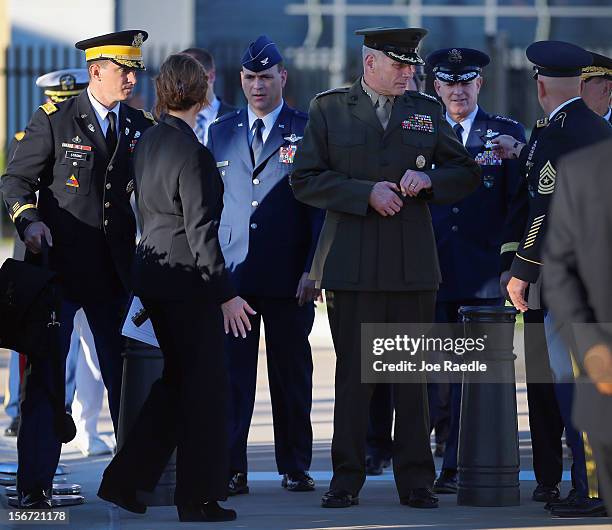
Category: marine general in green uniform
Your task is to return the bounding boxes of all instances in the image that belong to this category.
[290,27,480,509]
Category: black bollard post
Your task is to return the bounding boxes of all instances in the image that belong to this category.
[117,338,176,506]
[456,306,520,507]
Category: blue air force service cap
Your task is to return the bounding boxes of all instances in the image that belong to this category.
[242,35,283,72]
[426,48,490,83]
[36,68,89,102]
[526,41,592,79]
[355,27,427,65]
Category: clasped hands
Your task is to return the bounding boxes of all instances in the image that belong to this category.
[368,170,432,217]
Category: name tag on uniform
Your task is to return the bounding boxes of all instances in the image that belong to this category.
[65,150,88,161]
[216,161,229,168]
[279,145,297,164]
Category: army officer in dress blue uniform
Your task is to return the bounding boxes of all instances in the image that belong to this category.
[0,30,155,509]
[207,36,324,495]
[494,40,612,518]
[425,47,527,494]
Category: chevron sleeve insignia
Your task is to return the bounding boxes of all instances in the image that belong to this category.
[538,161,556,195]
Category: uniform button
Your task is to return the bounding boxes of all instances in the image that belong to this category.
[72,161,78,166]
[251,200,259,207]
[451,225,459,232]
[105,183,111,190]
[105,202,110,208]
[452,207,460,214]
[221,170,226,176]
[252,178,260,185]
[250,223,257,229]
[104,219,108,226]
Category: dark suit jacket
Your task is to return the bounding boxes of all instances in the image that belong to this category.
[543,137,612,439]
[291,80,481,291]
[207,103,324,297]
[132,113,234,304]
[430,107,526,301]
[1,91,154,301]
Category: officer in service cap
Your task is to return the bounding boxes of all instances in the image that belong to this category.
[207,34,324,497]
[424,47,527,496]
[36,68,89,103]
[581,51,612,124]
[291,27,480,509]
[0,30,155,509]
[493,40,612,518]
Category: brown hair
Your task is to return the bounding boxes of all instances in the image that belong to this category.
[154,53,208,118]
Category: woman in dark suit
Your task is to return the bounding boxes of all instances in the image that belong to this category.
[98,53,254,522]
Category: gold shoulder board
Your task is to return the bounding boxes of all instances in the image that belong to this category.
[40,102,58,115]
[14,131,25,141]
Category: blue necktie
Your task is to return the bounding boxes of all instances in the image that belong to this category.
[250,119,264,165]
[453,123,464,144]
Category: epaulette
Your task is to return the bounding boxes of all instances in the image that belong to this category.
[14,131,25,142]
[315,87,349,99]
[140,109,157,124]
[412,91,440,104]
[211,110,240,126]
[40,102,58,115]
[536,117,549,128]
[492,114,519,125]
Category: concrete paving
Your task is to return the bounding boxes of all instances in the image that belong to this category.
[0,303,610,529]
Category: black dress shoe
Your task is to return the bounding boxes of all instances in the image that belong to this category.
[433,469,457,494]
[4,416,19,437]
[228,472,249,495]
[321,490,359,508]
[551,496,607,518]
[532,484,560,502]
[544,488,577,511]
[97,480,146,514]
[282,471,315,492]
[18,489,52,509]
[177,501,237,522]
[365,455,384,476]
[400,488,439,508]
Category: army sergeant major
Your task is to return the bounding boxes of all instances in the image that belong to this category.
[291,27,480,509]
[0,30,155,509]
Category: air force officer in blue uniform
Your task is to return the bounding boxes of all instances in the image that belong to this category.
[425,48,527,494]
[207,36,324,495]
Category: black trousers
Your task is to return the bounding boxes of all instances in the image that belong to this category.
[226,296,314,474]
[326,290,436,498]
[17,295,127,493]
[524,309,564,487]
[100,298,229,504]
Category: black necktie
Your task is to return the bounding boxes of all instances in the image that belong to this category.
[250,119,264,166]
[453,123,464,144]
[105,112,117,154]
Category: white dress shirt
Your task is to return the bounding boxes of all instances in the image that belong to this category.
[194,95,221,145]
[247,99,284,144]
[87,88,120,138]
[446,105,480,146]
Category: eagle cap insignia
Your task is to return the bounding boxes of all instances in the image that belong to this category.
[132,32,145,47]
[448,48,462,63]
[261,57,269,66]
[60,74,75,91]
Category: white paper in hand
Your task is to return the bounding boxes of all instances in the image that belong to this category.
[121,296,159,347]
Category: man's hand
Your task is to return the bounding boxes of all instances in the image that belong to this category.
[491,135,525,160]
[23,221,53,254]
[295,272,321,306]
[400,169,432,197]
[584,343,612,395]
[500,270,512,301]
[368,181,403,216]
[507,276,529,312]
[221,296,256,338]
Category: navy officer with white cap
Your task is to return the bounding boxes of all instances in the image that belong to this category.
[207,35,324,496]
[494,40,612,518]
[0,30,155,509]
[425,47,527,495]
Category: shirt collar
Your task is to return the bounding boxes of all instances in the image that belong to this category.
[361,77,395,106]
[549,97,581,120]
[446,105,479,140]
[87,87,120,124]
[604,108,611,122]
[198,95,221,123]
[247,99,284,133]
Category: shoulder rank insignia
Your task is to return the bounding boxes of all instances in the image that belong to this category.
[40,102,58,115]
[14,131,25,142]
[417,91,440,103]
[315,87,349,99]
[492,115,519,125]
[140,109,157,124]
[538,161,556,194]
[536,117,549,128]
